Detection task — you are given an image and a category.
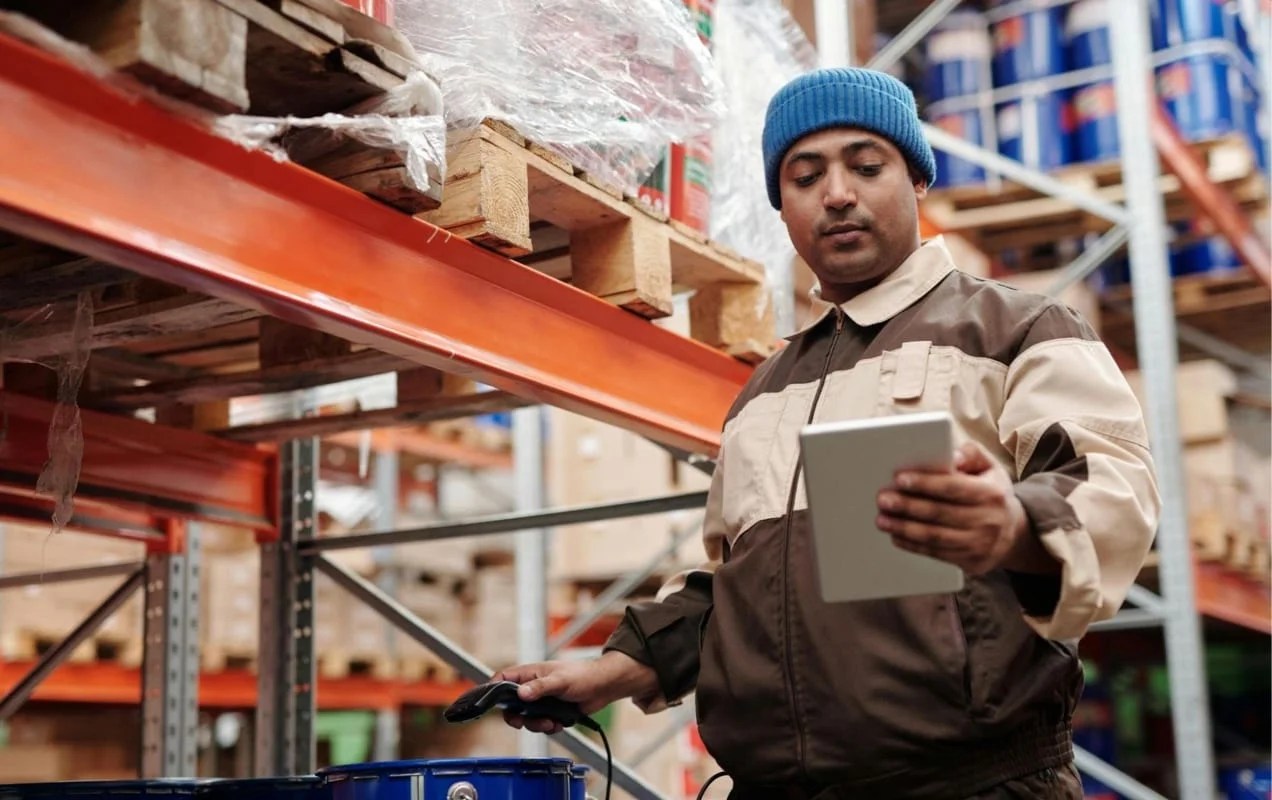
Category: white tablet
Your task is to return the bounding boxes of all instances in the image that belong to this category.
[799,411,965,603]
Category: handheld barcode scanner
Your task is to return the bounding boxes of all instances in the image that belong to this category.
[444,680,610,799]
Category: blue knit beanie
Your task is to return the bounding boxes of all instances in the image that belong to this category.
[762,67,937,209]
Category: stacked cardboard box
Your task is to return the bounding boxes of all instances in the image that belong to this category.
[1124,360,1271,572]
[546,409,710,584]
[0,525,145,663]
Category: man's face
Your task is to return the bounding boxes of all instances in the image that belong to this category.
[778,127,928,304]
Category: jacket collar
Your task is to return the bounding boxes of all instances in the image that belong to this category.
[791,236,957,338]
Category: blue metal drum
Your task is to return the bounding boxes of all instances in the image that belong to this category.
[1173,235,1241,276]
[319,758,575,800]
[990,2,1066,86]
[1156,54,1239,142]
[199,776,327,800]
[1065,0,1111,70]
[0,780,205,799]
[996,90,1074,171]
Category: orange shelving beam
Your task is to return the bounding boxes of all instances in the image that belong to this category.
[0,32,749,458]
[0,661,470,711]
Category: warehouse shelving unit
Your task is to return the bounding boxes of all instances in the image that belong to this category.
[0,2,1267,799]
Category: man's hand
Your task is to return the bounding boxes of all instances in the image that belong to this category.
[494,650,658,734]
[876,440,1056,576]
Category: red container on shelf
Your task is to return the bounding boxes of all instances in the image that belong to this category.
[337,0,393,25]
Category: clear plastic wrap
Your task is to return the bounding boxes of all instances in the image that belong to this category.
[0,292,93,534]
[393,0,725,194]
[709,0,817,338]
[214,71,448,196]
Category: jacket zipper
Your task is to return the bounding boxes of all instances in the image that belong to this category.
[782,306,845,780]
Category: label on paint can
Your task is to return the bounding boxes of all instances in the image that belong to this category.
[993,17,1025,54]
[996,103,1023,139]
[337,0,393,25]
[1074,83,1116,123]
[672,136,712,234]
[1157,62,1193,101]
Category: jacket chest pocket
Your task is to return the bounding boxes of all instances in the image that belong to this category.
[875,341,952,416]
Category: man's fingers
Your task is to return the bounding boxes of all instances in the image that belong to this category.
[503,710,526,730]
[891,471,992,505]
[497,663,547,686]
[878,490,983,527]
[877,514,974,553]
[523,717,559,734]
[519,672,570,702]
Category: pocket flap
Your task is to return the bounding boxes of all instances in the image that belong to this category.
[892,340,932,400]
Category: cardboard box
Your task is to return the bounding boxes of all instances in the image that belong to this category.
[1123,359,1238,445]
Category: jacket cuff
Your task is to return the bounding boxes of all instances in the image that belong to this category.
[602,601,705,711]
[1010,480,1076,622]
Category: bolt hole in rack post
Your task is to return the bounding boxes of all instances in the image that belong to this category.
[0,0,763,797]
[0,0,1267,798]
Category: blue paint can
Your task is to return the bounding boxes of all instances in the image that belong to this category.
[928,103,988,187]
[1065,0,1118,163]
[0,781,205,799]
[924,13,993,187]
[990,2,1067,86]
[319,758,575,800]
[1219,764,1272,800]
[570,765,590,800]
[199,777,326,800]
[996,90,1074,171]
[1158,0,1237,47]
[1157,53,1239,142]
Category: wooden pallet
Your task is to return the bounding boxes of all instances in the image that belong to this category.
[1,0,441,212]
[399,652,459,684]
[318,647,397,680]
[924,136,1269,256]
[1099,271,1271,359]
[417,122,777,362]
[201,644,257,673]
[1,628,143,667]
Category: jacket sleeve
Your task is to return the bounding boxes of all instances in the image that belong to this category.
[998,304,1161,641]
[602,453,727,713]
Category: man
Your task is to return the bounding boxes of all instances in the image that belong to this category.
[499,68,1159,799]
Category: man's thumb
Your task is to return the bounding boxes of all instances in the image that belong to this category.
[954,441,993,474]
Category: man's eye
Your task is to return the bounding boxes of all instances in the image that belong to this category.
[857,164,883,176]
[793,172,821,187]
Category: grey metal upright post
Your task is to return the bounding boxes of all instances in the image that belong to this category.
[513,406,550,759]
[373,448,401,763]
[141,523,202,778]
[1110,3,1215,798]
[256,438,318,777]
[814,0,853,67]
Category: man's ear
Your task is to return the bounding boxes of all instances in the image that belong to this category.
[914,180,929,201]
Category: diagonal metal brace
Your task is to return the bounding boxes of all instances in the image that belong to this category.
[547,522,701,657]
[0,567,144,720]
[0,560,143,591]
[314,556,669,800]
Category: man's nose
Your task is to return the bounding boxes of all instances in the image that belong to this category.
[822,168,856,210]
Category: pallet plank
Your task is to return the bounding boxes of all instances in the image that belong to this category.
[3,295,260,362]
[215,391,533,442]
[86,348,409,410]
[0,258,134,313]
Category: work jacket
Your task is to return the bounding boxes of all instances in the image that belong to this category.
[605,237,1160,798]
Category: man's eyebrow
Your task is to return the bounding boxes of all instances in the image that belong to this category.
[844,139,888,156]
[783,151,824,170]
